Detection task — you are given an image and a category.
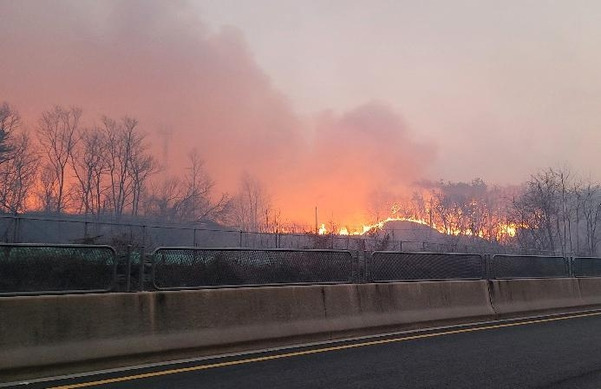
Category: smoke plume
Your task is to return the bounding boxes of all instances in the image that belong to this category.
[0,0,436,228]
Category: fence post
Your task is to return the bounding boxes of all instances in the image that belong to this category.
[193,228,197,247]
[363,251,369,283]
[487,254,494,280]
[352,250,360,283]
[142,225,147,249]
[12,215,19,243]
[399,240,403,252]
[239,230,243,247]
[139,225,147,291]
[484,254,490,280]
[139,245,146,291]
[126,244,132,292]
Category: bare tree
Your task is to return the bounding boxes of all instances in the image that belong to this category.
[485,185,517,244]
[70,129,108,215]
[130,141,157,217]
[144,176,183,222]
[556,169,574,256]
[409,190,435,227]
[232,173,274,232]
[37,163,59,212]
[509,168,594,256]
[430,181,471,237]
[178,150,230,223]
[511,169,565,254]
[101,116,154,218]
[144,150,230,224]
[0,131,39,213]
[37,106,81,212]
[103,116,129,217]
[0,102,19,165]
[575,182,601,256]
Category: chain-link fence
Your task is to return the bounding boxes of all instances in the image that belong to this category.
[573,257,601,277]
[0,244,117,295]
[490,254,570,279]
[151,248,356,289]
[0,214,502,254]
[3,238,601,295]
[368,252,485,281]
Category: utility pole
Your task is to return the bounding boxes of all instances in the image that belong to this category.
[315,206,318,234]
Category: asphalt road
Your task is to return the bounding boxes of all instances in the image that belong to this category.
[13,311,601,389]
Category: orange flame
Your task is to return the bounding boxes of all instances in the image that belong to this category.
[318,224,328,235]
[313,215,521,244]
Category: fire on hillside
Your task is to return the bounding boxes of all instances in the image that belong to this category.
[318,216,518,242]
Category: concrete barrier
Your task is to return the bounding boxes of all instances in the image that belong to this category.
[4,277,601,382]
[322,281,494,332]
[0,287,327,372]
[0,281,494,377]
[489,279,583,315]
[576,277,601,306]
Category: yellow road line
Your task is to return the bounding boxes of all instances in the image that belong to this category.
[49,311,601,389]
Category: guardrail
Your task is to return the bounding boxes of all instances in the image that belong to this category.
[369,252,485,281]
[4,243,601,295]
[573,257,601,277]
[151,247,356,289]
[490,254,569,279]
[0,243,118,296]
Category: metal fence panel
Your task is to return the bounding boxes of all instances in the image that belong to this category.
[573,257,601,277]
[491,254,569,279]
[0,244,117,295]
[277,233,313,249]
[195,229,241,248]
[240,232,281,249]
[151,248,355,289]
[0,216,16,242]
[369,252,485,281]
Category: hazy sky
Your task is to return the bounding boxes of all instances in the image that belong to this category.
[195,0,601,183]
[2,0,601,226]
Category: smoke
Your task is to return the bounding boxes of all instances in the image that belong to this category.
[0,0,436,227]
[283,103,436,227]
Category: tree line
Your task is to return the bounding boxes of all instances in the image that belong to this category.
[380,171,601,256]
[2,101,601,256]
[0,102,274,231]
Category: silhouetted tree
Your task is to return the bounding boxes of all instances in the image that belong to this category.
[0,102,19,165]
[232,173,274,232]
[36,105,81,212]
